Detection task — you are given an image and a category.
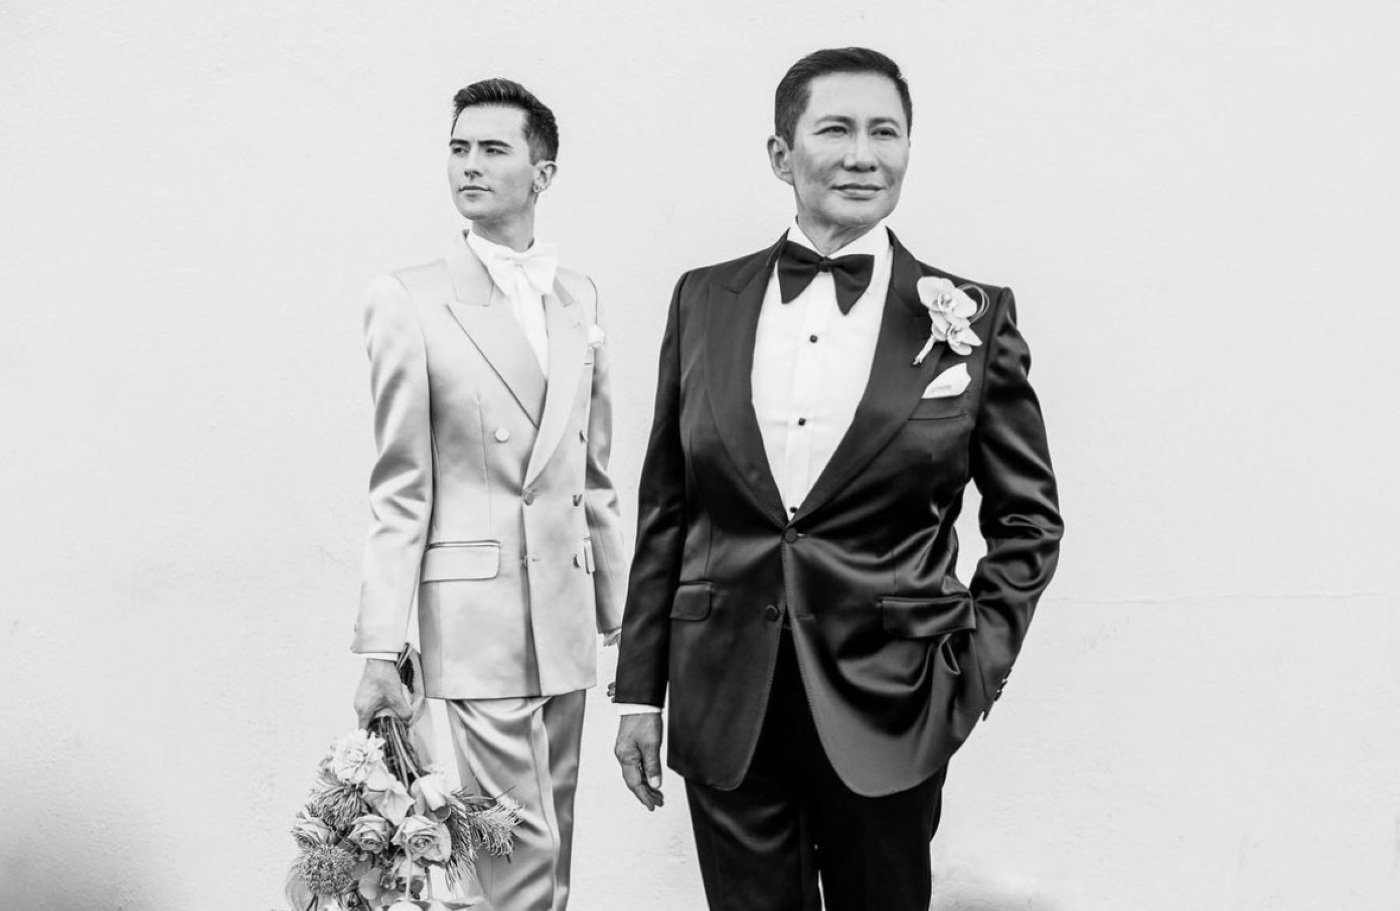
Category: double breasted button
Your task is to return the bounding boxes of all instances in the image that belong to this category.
[494,428,511,443]
[783,528,800,544]
[764,604,781,622]
[522,490,536,505]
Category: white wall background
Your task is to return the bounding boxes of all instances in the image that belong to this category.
[3,2,1398,909]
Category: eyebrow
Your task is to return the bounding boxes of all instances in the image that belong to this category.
[448,138,514,149]
[813,114,904,129]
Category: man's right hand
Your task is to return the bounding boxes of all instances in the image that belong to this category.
[354,658,413,730]
[614,713,665,811]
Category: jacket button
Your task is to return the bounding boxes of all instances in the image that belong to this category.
[494,428,511,443]
[523,490,536,505]
[783,528,799,544]
[764,604,780,621]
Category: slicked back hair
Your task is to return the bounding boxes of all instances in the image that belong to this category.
[451,78,559,163]
[774,47,912,146]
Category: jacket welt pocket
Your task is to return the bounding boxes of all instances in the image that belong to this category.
[670,582,713,621]
[421,541,501,582]
[908,398,968,421]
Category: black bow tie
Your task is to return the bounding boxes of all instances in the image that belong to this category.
[777,241,875,315]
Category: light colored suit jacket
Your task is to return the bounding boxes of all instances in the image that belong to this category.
[353,233,626,699]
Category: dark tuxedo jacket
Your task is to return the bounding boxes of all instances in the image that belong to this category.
[615,231,1062,797]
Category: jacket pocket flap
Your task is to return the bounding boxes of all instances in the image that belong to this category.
[421,542,501,582]
[670,583,713,621]
[879,593,976,638]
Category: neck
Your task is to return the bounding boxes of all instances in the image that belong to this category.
[794,213,878,257]
[471,211,536,252]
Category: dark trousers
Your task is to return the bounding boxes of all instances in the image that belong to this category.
[685,630,948,911]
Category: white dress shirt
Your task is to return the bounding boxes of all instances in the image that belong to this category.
[752,218,891,516]
[616,219,892,715]
[358,230,557,663]
[466,230,554,374]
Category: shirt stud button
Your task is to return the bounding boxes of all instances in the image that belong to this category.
[764,604,781,621]
[523,490,536,505]
[809,334,818,343]
[494,428,511,443]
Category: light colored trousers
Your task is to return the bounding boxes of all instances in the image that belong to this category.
[446,690,586,911]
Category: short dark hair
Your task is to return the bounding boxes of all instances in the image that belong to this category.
[451,78,559,162]
[773,47,912,146]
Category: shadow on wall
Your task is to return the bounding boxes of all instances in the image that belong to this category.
[931,860,1084,910]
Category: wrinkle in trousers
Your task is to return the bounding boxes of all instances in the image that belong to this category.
[446,690,585,911]
[685,632,947,911]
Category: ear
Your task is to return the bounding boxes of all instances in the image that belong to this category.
[766,136,794,187]
[532,161,558,195]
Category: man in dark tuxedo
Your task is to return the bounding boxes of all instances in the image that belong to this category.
[612,47,1063,911]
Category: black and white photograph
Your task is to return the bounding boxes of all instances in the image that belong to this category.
[2,3,1397,909]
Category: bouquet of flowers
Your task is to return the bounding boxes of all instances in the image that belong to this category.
[286,714,521,911]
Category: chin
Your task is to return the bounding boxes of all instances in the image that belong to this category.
[830,209,884,231]
[455,203,493,221]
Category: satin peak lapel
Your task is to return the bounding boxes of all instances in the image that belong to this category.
[444,235,547,426]
[794,233,949,522]
[523,282,585,488]
[703,238,787,527]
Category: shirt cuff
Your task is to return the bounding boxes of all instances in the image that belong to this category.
[616,703,662,715]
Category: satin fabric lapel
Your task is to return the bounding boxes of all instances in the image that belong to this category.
[444,235,547,426]
[524,283,585,488]
[794,234,947,523]
[704,240,788,527]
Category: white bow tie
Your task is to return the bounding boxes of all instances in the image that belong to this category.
[481,241,559,298]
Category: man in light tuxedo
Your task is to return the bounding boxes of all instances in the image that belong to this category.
[351,78,626,911]
[613,48,1063,911]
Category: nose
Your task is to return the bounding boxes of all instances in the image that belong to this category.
[460,147,483,175]
[843,131,877,171]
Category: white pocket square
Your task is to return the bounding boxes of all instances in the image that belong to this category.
[921,363,970,399]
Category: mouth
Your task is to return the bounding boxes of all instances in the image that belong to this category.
[834,184,884,197]
[459,185,489,193]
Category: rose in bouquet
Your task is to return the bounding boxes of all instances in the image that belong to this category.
[286,717,522,911]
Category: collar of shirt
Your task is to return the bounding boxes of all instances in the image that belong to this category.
[465,230,559,299]
[785,216,891,260]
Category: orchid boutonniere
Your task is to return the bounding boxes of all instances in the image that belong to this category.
[913,276,990,364]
